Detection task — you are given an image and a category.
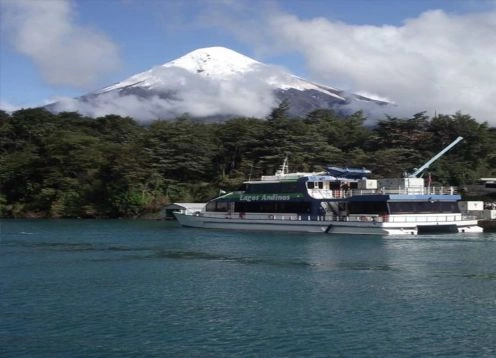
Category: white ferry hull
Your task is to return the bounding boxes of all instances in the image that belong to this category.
[174,213,330,233]
[174,213,482,235]
[326,221,482,235]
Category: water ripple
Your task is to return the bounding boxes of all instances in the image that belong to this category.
[2,220,496,357]
[1,238,399,272]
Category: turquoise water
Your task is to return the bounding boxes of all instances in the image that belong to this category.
[1,219,496,357]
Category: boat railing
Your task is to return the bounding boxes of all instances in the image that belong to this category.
[193,211,476,223]
[346,186,457,197]
[308,186,457,199]
[336,214,474,223]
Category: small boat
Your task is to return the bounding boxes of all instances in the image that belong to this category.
[174,137,483,235]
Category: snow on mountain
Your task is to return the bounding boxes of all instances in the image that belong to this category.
[50,47,387,121]
[97,46,346,101]
[96,47,259,93]
[165,46,261,78]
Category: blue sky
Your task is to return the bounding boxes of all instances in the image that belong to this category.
[1,0,495,124]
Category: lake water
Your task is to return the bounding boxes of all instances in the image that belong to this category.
[1,219,496,357]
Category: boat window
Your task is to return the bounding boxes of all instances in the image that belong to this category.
[318,182,324,189]
[206,201,216,212]
[307,182,314,189]
[205,200,228,212]
[388,201,459,214]
[348,201,389,214]
[235,201,311,213]
[282,182,298,192]
[216,201,228,212]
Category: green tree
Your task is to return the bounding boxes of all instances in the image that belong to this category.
[372,112,432,150]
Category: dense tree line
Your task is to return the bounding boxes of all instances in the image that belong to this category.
[1,107,495,218]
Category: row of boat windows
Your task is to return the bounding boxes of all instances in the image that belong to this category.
[236,201,312,213]
[348,202,388,214]
[206,199,459,214]
[206,201,312,213]
[348,201,459,214]
[206,201,229,212]
[388,201,459,214]
[307,181,357,190]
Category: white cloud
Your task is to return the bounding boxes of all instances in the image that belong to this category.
[199,3,496,125]
[0,100,20,113]
[1,0,121,88]
[6,0,494,124]
[263,9,496,125]
[52,66,279,121]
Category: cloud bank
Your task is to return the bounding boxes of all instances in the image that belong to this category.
[4,0,495,125]
[1,0,121,87]
[202,3,496,125]
[265,10,496,123]
[52,66,279,121]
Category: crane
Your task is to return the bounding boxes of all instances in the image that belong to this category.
[408,136,464,178]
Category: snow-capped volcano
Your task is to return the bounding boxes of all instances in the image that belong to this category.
[50,47,387,121]
[97,47,346,101]
[97,47,263,93]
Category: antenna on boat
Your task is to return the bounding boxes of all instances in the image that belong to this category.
[276,156,289,175]
[408,136,463,178]
[282,156,288,174]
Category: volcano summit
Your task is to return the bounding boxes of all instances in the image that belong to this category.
[49,47,387,121]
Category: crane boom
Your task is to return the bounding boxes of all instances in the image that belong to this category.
[409,136,463,178]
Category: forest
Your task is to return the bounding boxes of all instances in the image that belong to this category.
[1,105,495,218]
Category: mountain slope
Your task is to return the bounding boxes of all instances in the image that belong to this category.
[50,46,387,121]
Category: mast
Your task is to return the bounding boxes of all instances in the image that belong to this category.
[276,157,289,175]
[409,136,463,178]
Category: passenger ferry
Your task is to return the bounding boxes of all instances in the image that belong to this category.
[174,138,483,235]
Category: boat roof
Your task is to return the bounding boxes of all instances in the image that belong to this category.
[258,172,324,182]
[248,166,371,183]
[326,166,371,179]
[246,173,345,184]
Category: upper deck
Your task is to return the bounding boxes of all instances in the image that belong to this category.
[307,186,458,200]
[245,174,458,201]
